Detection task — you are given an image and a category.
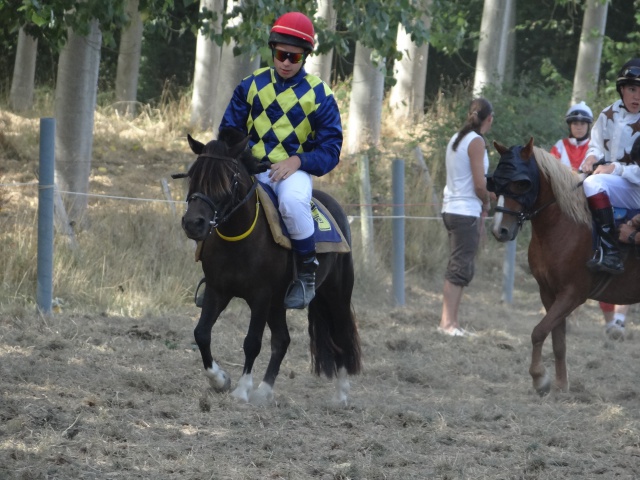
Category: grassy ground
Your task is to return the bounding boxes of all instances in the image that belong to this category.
[2,102,639,479]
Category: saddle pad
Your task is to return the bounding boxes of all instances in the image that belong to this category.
[257,182,351,254]
[613,207,640,225]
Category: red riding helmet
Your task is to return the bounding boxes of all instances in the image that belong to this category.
[616,58,640,98]
[268,12,315,52]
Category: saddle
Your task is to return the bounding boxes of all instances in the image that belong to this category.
[256,182,351,254]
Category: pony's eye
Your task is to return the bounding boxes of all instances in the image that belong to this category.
[509,180,532,195]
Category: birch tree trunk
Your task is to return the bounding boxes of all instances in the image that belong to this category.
[388,0,432,122]
[305,0,336,83]
[211,0,261,134]
[571,0,609,104]
[346,42,385,155]
[10,27,38,112]
[115,0,143,117]
[55,20,102,228]
[473,0,513,95]
[190,0,224,129]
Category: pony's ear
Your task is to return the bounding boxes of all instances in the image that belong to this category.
[227,135,251,159]
[188,134,205,155]
[493,141,509,155]
[521,137,535,160]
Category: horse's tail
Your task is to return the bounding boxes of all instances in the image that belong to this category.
[308,253,362,378]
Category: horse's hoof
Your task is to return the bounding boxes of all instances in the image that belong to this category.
[248,382,274,406]
[534,377,552,397]
[205,370,231,392]
[535,381,551,397]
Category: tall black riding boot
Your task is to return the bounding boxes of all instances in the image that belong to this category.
[284,252,318,309]
[586,194,624,274]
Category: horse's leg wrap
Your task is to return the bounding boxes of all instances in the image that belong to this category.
[231,373,253,402]
[204,362,231,392]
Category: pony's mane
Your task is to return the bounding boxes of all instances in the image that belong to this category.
[187,140,252,202]
[532,146,592,228]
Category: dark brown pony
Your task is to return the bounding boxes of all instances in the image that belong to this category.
[488,138,640,396]
[173,128,361,405]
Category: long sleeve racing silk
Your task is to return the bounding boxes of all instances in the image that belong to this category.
[220,67,343,177]
[583,99,640,185]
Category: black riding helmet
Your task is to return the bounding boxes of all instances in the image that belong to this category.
[616,58,640,100]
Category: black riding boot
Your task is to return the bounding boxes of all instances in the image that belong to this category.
[283,252,318,309]
[586,202,624,275]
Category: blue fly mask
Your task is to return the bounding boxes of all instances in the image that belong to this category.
[486,140,540,211]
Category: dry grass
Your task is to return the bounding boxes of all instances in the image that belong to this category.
[2,98,640,479]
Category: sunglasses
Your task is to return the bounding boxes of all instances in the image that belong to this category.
[621,66,640,79]
[272,49,305,64]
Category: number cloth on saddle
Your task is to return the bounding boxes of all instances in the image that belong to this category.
[256,182,350,253]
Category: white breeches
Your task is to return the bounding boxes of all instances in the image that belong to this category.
[583,174,640,209]
[256,169,314,240]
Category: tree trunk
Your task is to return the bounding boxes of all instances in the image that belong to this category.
[389,0,432,122]
[211,0,261,134]
[473,0,513,95]
[10,27,38,112]
[190,0,224,130]
[115,0,143,118]
[115,0,142,117]
[55,21,102,228]
[305,0,336,83]
[571,0,609,104]
[346,41,385,155]
[503,1,516,85]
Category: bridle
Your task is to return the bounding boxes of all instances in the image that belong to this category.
[185,152,260,240]
[494,198,557,229]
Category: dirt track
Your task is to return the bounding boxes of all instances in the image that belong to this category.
[2,268,640,480]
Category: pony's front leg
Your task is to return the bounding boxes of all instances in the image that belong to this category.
[231,304,272,404]
[194,295,232,392]
[248,305,290,406]
[529,325,551,396]
[551,320,568,392]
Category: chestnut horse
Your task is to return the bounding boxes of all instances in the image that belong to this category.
[488,138,640,396]
[173,128,361,405]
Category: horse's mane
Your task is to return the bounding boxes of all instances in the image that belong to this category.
[532,146,592,228]
[187,142,249,201]
[187,129,262,202]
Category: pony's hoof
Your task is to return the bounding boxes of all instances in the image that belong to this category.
[533,373,552,397]
[248,382,274,406]
[205,370,231,392]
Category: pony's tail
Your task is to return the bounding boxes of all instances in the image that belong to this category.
[308,256,362,378]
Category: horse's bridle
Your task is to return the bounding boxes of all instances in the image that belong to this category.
[186,153,260,239]
[494,198,556,229]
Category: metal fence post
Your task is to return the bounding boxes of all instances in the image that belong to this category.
[37,117,55,315]
[392,159,405,306]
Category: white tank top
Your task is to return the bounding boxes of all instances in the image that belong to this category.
[442,131,488,217]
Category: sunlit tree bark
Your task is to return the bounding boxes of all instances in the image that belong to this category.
[473,0,514,95]
[571,0,608,104]
[55,21,102,227]
[115,0,143,117]
[190,0,224,129]
[211,0,260,134]
[305,0,336,83]
[346,42,384,154]
[388,0,432,122]
[10,27,38,112]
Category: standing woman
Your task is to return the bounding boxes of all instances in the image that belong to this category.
[439,98,494,337]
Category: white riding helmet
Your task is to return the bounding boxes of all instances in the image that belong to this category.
[565,101,593,124]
